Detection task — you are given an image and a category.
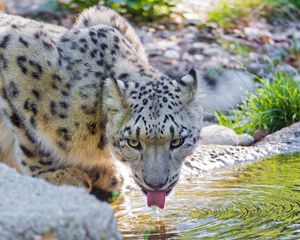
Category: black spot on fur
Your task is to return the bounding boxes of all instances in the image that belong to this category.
[39,159,53,166]
[30,116,37,128]
[52,82,59,90]
[91,38,98,44]
[36,168,56,176]
[58,113,68,119]
[0,54,8,69]
[59,101,69,109]
[50,101,57,115]
[29,60,43,80]
[56,141,67,151]
[136,127,141,137]
[30,165,41,172]
[32,72,40,79]
[87,122,97,135]
[101,43,108,50]
[34,31,41,39]
[43,40,53,49]
[52,74,62,81]
[24,99,38,115]
[81,105,96,115]
[25,130,36,144]
[10,113,21,128]
[169,125,175,137]
[20,145,35,158]
[119,73,129,79]
[61,90,69,97]
[19,37,29,47]
[0,35,10,48]
[29,60,43,73]
[60,37,70,42]
[8,82,19,98]
[97,29,107,38]
[57,127,71,141]
[97,135,107,149]
[83,18,89,27]
[31,89,41,99]
[16,55,27,74]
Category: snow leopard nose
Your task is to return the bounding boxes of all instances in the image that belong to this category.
[143,176,169,190]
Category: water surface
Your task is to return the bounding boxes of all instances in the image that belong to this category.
[113,153,300,239]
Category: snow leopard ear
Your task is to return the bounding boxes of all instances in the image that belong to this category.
[178,68,198,105]
[104,77,127,111]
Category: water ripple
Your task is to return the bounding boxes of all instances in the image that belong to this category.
[113,153,300,239]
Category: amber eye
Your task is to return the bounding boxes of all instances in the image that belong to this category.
[127,139,141,150]
[170,138,185,149]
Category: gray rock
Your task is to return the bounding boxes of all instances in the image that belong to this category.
[294,75,300,83]
[276,64,298,76]
[182,122,300,178]
[164,49,180,59]
[0,165,121,240]
[198,69,255,114]
[199,125,254,146]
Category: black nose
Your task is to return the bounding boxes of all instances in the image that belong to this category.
[143,177,169,190]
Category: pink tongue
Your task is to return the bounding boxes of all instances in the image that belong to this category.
[147,191,166,209]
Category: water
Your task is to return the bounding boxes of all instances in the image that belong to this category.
[112,153,300,239]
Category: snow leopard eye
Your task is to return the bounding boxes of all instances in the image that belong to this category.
[170,138,185,149]
[127,139,142,150]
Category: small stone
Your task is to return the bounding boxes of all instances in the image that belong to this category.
[238,134,255,146]
[293,75,300,83]
[164,49,180,59]
[203,47,223,56]
[194,54,204,61]
[276,64,298,76]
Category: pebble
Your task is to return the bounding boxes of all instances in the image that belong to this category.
[164,49,181,59]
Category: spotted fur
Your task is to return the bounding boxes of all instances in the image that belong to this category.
[0,5,203,194]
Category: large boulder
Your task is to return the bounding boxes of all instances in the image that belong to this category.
[198,69,255,114]
[0,164,121,240]
[199,125,254,146]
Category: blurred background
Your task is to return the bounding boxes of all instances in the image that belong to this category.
[2,0,300,77]
[1,0,299,137]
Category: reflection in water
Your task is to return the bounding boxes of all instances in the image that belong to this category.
[112,153,300,239]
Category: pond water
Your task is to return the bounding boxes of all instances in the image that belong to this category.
[112,153,300,239]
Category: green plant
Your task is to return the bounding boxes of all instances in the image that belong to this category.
[207,0,300,27]
[217,39,251,56]
[62,0,176,21]
[215,73,300,135]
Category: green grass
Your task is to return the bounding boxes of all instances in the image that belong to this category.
[217,39,252,56]
[207,0,300,27]
[62,0,176,21]
[215,73,300,135]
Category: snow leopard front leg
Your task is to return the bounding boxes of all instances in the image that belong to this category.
[6,119,93,191]
[1,107,124,193]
